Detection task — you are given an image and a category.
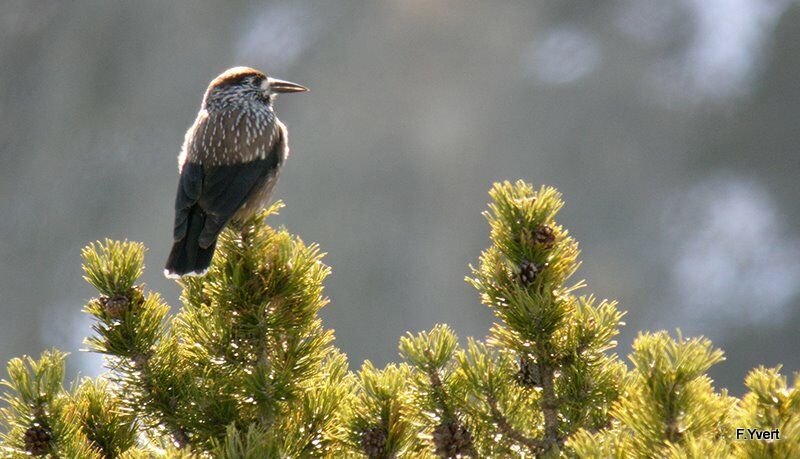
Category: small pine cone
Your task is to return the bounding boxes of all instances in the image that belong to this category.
[359,426,388,458]
[516,356,541,388]
[30,406,46,419]
[23,423,52,456]
[132,353,149,371]
[433,420,474,458]
[533,224,556,248]
[517,261,539,286]
[103,295,129,318]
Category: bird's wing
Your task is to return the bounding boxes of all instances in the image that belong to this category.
[195,156,279,247]
[173,162,203,241]
[172,115,284,248]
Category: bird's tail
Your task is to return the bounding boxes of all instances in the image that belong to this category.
[164,206,217,278]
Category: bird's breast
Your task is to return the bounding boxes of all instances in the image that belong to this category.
[183,106,280,167]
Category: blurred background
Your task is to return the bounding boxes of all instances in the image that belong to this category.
[1,0,798,395]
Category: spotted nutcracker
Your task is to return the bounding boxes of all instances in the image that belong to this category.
[164,67,307,278]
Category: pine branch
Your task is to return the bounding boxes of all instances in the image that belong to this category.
[344,362,420,458]
[81,240,192,449]
[425,364,454,422]
[486,393,549,454]
[133,352,191,449]
[0,351,102,458]
[538,362,560,447]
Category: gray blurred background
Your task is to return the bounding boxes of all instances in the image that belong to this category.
[1,0,798,395]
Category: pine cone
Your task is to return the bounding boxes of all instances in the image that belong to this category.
[533,224,556,248]
[103,295,129,318]
[23,423,52,456]
[30,406,46,419]
[517,261,539,286]
[516,356,541,388]
[132,353,149,371]
[359,426,388,458]
[433,420,474,458]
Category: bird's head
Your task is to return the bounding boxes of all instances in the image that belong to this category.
[203,66,308,109]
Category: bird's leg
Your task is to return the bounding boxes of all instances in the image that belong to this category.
[240,225,250,246]
[227,220,248,246]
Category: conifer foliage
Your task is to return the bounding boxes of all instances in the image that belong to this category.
[1,182,798,457]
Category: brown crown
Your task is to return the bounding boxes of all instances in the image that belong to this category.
[208,66,266,89]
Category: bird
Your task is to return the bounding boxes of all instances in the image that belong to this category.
[164,66,307,278]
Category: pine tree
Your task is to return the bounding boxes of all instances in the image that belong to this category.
[461,182,627,455]
[733,366,800,458]
[569,331,736,458]
[1,181,798,457]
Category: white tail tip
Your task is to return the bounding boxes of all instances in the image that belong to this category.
[163,268,208,279]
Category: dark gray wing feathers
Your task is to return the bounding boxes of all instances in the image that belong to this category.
[172,125,284,249]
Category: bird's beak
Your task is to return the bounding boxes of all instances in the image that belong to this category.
[268,78,309,93]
